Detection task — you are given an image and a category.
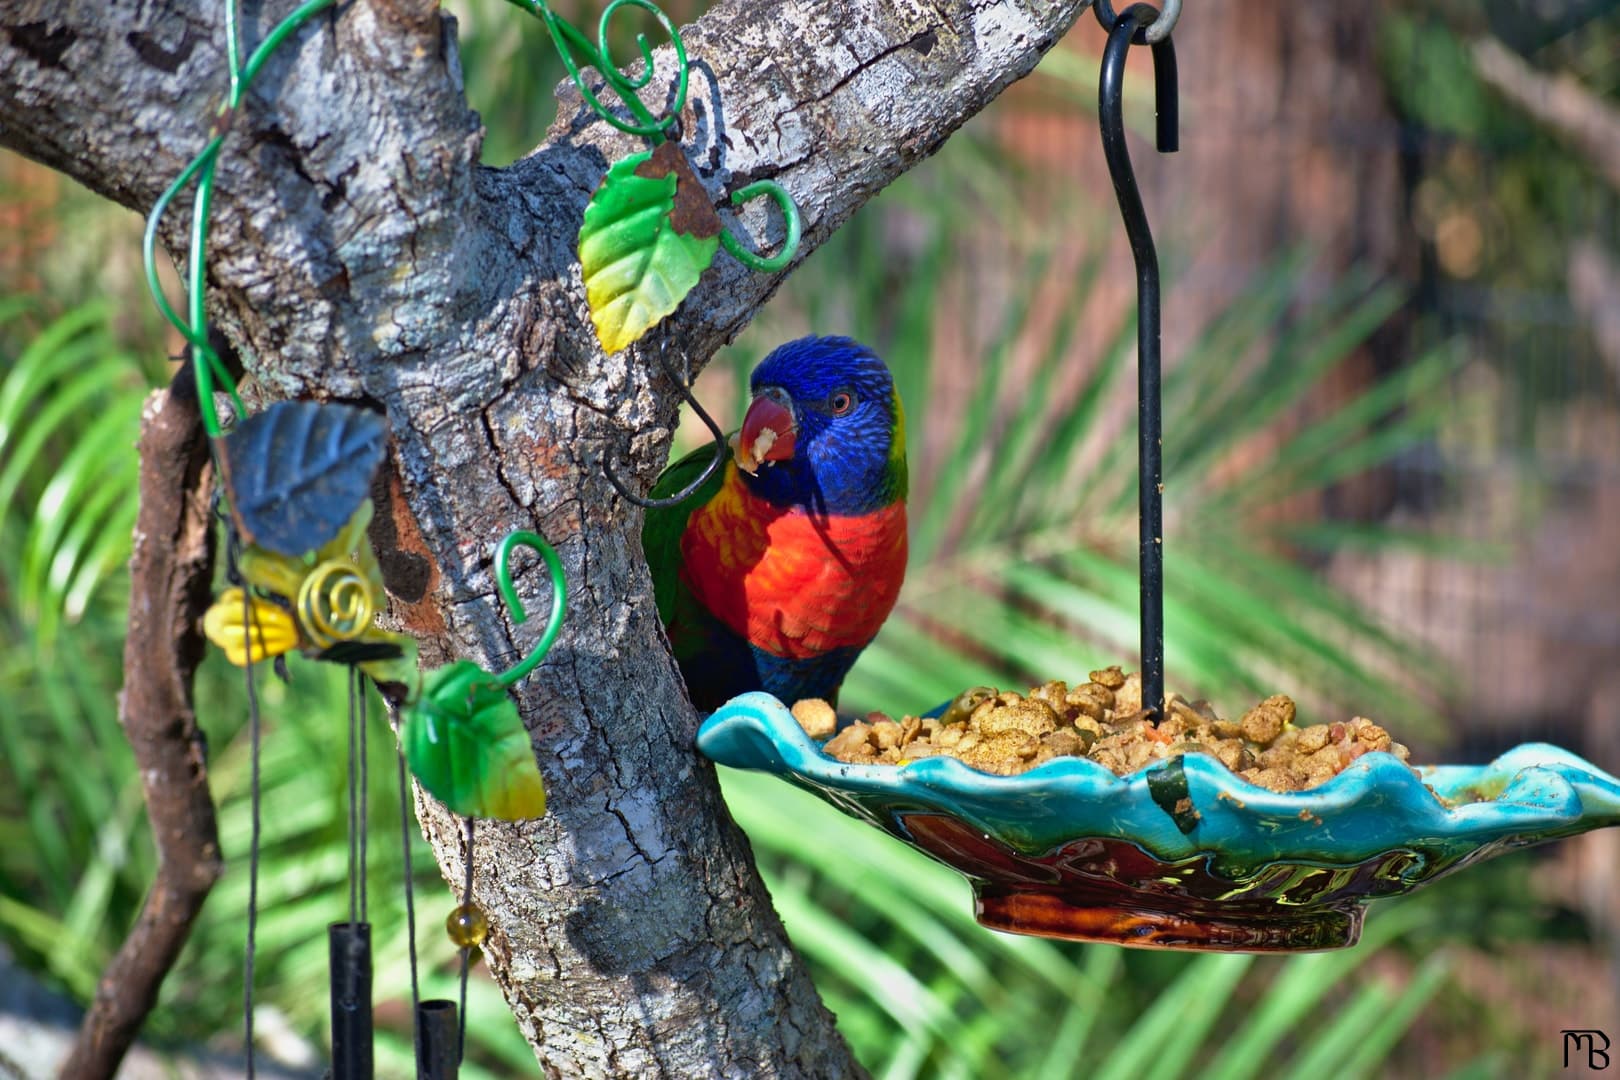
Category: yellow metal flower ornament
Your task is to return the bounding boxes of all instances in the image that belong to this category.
[203,501,415,685]
[203,589,300,666]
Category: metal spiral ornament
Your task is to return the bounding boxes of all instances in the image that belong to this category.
[296,559,375,649]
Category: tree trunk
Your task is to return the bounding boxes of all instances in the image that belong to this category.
[0,0,1093,1073]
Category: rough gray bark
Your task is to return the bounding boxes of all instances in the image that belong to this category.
[1,0,1091,1074]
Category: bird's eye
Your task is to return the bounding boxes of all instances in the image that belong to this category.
[829,391,855,416]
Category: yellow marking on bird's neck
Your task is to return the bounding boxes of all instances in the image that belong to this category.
[889,389,909,498]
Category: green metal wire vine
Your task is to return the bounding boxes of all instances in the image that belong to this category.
[504,0,688,139]
[493,530,568,687]
[142,0,338,440]
[721,181,802,274]
[504,0,802,273]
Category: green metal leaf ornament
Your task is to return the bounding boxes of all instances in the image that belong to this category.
[578,142,722,354]
[403,661,547,821]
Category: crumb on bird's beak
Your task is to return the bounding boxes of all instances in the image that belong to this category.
[734,390,796,474]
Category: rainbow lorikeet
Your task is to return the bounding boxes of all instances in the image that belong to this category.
[642,336,908,711]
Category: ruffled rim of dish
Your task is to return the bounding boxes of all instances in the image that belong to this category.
[698,691,1620,875]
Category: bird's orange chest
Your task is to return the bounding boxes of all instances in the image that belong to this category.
[679,466,907,659]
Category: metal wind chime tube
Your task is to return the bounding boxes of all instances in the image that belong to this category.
[1096,1,1179,718]
[417,999,462,1080]
[328,920,374,1080]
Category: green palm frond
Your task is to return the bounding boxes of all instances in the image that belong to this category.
[0,302,155,644]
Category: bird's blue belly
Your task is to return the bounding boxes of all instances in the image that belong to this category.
[746,643,866,707]
[672,603,865,710]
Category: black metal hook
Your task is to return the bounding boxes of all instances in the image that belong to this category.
[1099,3,1178,720]
[603,338,730,509]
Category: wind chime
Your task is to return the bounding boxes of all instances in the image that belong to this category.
[698,0,1620,952]
[197,395,559,1075]
[144,0,798,1076]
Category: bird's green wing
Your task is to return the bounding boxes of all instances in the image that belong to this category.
[641,440,730,625]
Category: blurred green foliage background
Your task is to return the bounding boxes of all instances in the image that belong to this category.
[1,1,1617,1076]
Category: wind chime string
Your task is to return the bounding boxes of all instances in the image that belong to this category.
[459,817,475,1064]
[347,667,359,928]
[241,582,264,1080]
[394,724,422,1031]
[358,675,369,924]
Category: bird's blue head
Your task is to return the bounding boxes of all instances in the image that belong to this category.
[732,335,907,516]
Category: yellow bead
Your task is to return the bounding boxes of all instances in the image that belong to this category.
[446,903,488,948]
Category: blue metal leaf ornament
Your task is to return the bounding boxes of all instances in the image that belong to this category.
[220,401,388,557]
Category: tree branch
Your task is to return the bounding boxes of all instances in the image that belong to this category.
[1472,36,1620,192]
[60,368,220,1080]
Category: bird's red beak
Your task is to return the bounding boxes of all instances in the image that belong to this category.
[732,391,797,475]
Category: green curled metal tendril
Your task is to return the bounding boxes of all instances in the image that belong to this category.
[142,0,337,438]
[720,181,802,274]
[506,0,687,140]
[493,530,568,687]
[512,0,803,271]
